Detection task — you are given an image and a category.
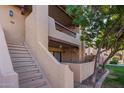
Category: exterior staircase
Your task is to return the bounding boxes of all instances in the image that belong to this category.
[7,43,49,88]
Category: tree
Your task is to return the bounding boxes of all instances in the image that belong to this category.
[66,5,124,87]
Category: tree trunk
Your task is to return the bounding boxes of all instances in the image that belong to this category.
[91,48,101,87]
[102,50,117,70]
[122,51,124,64]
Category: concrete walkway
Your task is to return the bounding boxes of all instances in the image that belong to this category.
[107,64,124,67]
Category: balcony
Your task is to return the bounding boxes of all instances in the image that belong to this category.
[48,17,80,46]
[55,21,76,38]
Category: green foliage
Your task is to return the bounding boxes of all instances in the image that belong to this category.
[110,57,119,64]
[66,5,124,51]
[101,5,110,15]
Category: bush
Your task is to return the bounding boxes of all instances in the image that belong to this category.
[110,57,119,64]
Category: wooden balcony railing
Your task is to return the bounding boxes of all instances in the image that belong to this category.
[55,21,76,38]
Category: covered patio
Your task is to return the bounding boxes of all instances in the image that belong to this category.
[48,37,79,63]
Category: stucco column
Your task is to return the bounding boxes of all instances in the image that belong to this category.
[34,5,49,49]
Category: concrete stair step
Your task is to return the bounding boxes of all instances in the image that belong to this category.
[12,61,34,63]
[19,72,43,81]
[19,75,43,84]
[14,66,39,73]
[12,57,33,62]
[13,60,34,63]
[8,44,25,48]
[18,69,40,76]
[9,50,29,54]
[8,45,26,48]
[37,85,49,88]
[20,79,46,88]
[8,47,28,51]
[10,53,31,58]
[8,43,49,88]
[35,84,48,88]
[13,62,36,67]
[11,56,32,58]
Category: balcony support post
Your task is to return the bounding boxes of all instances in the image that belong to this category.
[79,27,85,63]
[79,41,85,63]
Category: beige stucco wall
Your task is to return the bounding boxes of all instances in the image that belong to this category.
[25,5,48,53]
[38,42,74,87]
[0,25,18,87]
[64,61,95,83]
[48,17,80,46]
[25,5,74,88]
[0,5,25,45]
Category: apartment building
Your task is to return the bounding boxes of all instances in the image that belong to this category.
[0,5,95,88]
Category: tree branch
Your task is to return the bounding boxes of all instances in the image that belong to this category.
[102,49,117,68]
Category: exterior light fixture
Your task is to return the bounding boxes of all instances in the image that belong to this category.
[59,45,62,48]
[9,10,14,17]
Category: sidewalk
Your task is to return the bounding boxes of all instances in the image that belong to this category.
[107,64,124,67]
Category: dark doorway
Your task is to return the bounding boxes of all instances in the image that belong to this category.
[53,52,62,62]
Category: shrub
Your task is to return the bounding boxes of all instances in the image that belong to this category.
[110,57,119,64]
